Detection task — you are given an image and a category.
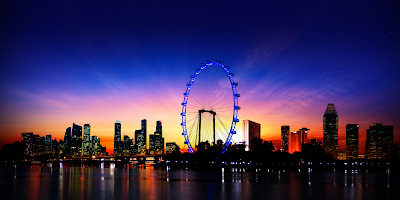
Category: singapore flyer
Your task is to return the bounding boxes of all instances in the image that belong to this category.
[181,60,240,153]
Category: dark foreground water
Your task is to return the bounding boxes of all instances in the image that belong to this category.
[0,166,399,200]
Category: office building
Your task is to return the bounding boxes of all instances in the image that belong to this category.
[149,121,164,155]
[243,120,261,151]
[21,132,33,155]
[346,124,359,160]
[32,134,40,155]
[82,124,91,156]
[281,125,290,153]
[166,142,180,154]
[64,127,72,153]
[123,135,133,156]
[40,136,46,153]
[323,103,338,158]
[366,123,393,159]
[114,120,122,156]
[71,123,82,156]
[45,135,52,153]
[135,119,147,155]
[289,128,308,154]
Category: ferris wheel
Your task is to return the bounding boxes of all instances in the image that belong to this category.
[181,60,240,153]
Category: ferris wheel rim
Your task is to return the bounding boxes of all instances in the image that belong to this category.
[180,59,239,153]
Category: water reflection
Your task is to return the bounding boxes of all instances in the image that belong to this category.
[0,166,399,200]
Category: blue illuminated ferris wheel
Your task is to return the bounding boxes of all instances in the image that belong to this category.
[181,60,240,153]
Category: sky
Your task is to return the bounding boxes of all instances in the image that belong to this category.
[1,1,399,155]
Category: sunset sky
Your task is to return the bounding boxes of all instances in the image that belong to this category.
[1,1,399,154]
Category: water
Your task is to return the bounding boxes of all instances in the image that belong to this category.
[0,166,398,200]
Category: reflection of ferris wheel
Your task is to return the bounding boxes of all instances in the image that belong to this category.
[181,60,240,153]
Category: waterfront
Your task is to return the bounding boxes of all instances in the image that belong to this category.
[0,166,398,200]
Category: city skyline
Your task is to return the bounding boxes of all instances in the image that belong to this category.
[1,2,399,154]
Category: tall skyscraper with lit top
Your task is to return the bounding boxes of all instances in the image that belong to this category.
[323,103,338,158]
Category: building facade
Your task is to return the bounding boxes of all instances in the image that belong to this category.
[346,124,359,160]
[323,103,338,158]
[365,123,393,159]
[82,124,91,156]
[149,121,164,155]
[71,123,82,156]
[243,120,261,151]
[166,142,180,154]
[281,125,290,153]
[45,134,52,153]
[114,120,122,156]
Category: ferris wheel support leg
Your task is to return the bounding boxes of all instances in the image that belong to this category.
[198,111,201,147]
[213,113,216,145]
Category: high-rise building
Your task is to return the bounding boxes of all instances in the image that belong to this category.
[71,123,83,156]
[288,128,308,154]
[123,135,133,156]
[298,128,309,144]
[281,125,290,153]
[52,139,63,155]
[366,123,393,159]
[243,120,261,151]
[136,119,147,154]
[114,120,122,156]
[323,103,338,158]
[21,132,33,155]
[166,142,180,154]
[64,127,72,153]
[40,136,46,153]
[156,121,162,135]
[346,124,359,160]
[45,135,52,153]
[149,121,164,155]
[82,124,91,156]
[32,134,40,155]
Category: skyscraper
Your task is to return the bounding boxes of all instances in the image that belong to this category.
[288,129,308,154]
[281,125,290,153]
[123,135,133,156]
[21,132,33,155]
[346,124,359,160]
[64,127,71,153]
[45,134,52,153]
[114,120,122,156]
[82,124,91,156]
[71,123,82,156]
[140,119,147,154]
[289,131,301,154]
[40,136,46,153]
[323,103,338,158]
[32,134,40,155]
[298,128,309,144]
[149,121,164,155]
[155,120,162,135]
[366,123,393,159]
[243,120,261,151]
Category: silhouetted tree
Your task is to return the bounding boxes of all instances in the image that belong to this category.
[261,141,274,153]
[0,141,25,162]
[392,143,399,160]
